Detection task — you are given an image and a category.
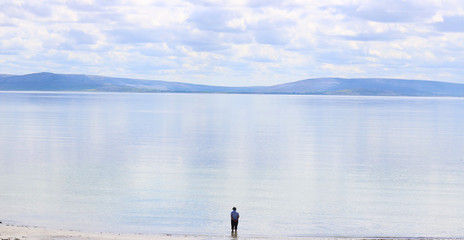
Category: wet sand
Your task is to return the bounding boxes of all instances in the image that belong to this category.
[0,223,460,240]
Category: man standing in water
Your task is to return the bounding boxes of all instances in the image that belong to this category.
[230,207,239,232]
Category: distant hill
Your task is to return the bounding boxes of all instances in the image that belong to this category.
[257,78,464,96]
[0,72,259,93]
[1,72,464,97]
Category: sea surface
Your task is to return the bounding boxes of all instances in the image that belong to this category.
[1,92,464,238]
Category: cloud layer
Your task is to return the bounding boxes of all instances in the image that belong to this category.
[1,0,464,85]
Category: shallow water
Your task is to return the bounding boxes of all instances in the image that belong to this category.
[1,92,464,237]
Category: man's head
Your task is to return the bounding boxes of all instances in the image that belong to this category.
[232,207,236,211]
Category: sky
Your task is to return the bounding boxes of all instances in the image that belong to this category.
[1,0,464,86]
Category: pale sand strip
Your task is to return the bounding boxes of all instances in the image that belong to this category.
[1,224,202,240]
[0,224,461,240]
[0,224,301,240]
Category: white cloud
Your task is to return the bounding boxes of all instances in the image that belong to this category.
[1,0,464,85]
[188,7,244,32]
[336,0,440,23]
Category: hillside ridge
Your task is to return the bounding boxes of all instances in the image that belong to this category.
[1,72,464,97]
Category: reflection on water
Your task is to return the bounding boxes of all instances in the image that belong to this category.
[1,92,464,237]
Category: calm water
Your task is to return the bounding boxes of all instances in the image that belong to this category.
[1,92,464,237]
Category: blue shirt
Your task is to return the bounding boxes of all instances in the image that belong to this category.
[231,210,239,221]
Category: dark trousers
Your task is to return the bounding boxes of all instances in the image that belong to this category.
[231,220,238,230]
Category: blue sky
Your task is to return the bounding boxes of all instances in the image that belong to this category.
[1,0,464,86]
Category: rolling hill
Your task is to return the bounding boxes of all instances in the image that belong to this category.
[1,72,464,97]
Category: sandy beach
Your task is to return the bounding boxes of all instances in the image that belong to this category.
[0,223,237,240]
[2,223,226,240]
[1,223,461,240]
[0,223,304,240]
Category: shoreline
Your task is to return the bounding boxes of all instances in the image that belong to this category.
[1,223,462,240]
